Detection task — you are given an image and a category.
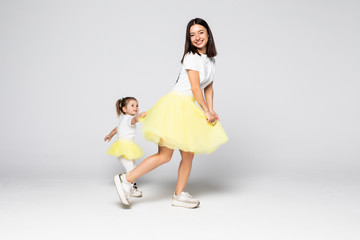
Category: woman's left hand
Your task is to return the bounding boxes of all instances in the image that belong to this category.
[210,109,219,122]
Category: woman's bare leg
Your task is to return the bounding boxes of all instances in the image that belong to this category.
[175,150,194,195]
[126,145,174,183]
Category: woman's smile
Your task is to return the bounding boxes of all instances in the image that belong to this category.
[194,39,204,46]
[190,24,209,53]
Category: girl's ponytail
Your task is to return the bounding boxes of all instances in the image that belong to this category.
[115,98,122,117]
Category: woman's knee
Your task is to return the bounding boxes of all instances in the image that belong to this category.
[180,151,194,162]
[181,157,193,166]
[158,146,174,164]
[159,154,172,164]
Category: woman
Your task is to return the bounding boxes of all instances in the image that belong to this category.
[114,18,228,208]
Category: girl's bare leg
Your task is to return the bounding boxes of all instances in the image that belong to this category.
[175,150,194,195]
[126,145,174,183]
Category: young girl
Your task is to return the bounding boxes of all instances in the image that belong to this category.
[114,18,228,208]
[104,97,146,198]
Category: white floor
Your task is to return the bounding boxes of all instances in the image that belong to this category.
[1,174,359,240]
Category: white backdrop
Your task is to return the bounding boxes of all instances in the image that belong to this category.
[1,0,359,181]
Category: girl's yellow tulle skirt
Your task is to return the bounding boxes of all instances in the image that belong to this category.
[140,91,228,154]
[107,139,144,160]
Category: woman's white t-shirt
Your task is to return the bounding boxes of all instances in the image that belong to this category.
[172,52,215,96]
[116,114,136,141]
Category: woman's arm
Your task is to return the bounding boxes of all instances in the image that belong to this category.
[187,70,216,124]
[204,82,219,121]
[104,127,118,142]
[204,81,214,111]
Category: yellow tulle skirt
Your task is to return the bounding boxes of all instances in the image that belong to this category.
[140,91,228,154]
[107,139,144,160]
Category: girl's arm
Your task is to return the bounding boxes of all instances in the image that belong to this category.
[187,70,216,124]
[104,127,118,142]
[131,112,147,125]
[204,82,219,121]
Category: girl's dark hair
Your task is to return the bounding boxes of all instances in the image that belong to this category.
[181,18,217,63]
[115,97,137,117]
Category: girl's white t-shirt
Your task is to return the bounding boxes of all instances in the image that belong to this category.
[172,52,215,96]
[116,114,136,141]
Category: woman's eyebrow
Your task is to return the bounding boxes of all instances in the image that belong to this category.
[190,30,204,34]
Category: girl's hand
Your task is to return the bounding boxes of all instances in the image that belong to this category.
[132,111,147,124]
[205,111,217,126]
[139,112,147,118]
[104,135,112,142]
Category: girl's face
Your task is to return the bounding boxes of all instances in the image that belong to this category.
[123,99,139,116]
[189,24,209,54]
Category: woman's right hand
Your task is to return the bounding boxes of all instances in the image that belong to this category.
[205,111,217,126]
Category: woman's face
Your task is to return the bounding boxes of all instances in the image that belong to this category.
[189,24,209,53]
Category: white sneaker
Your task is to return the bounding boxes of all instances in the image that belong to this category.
[113,173,132,205]
[172,192,200,208]
[130,182,142,198]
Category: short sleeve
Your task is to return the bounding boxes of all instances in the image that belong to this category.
[183,53,200,71]
[123,115,134,126]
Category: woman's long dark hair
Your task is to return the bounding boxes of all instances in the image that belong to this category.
[181,18,217,63]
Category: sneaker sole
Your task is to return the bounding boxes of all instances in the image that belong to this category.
[114,175,130,205]
[130,193,142,198]
[172,199,200,208]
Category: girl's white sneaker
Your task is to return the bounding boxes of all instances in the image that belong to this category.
[172,192,200,208]
[113,173,132,205]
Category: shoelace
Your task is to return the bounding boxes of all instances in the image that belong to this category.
[183,192,192,198]
[133,182,138,190]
